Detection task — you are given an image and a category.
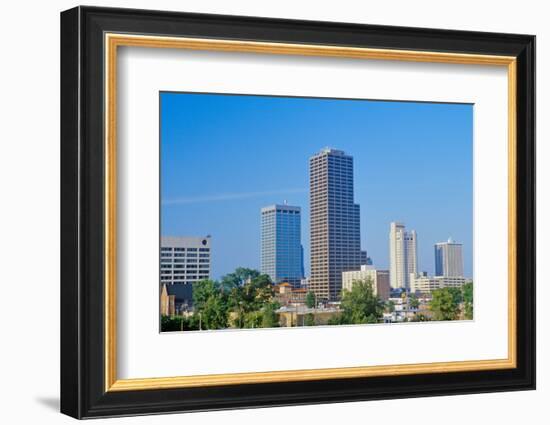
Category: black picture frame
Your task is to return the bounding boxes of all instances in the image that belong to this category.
[61,5,535,419]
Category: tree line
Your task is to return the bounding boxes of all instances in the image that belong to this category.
[161,268,473,331]
[161,267,280,331]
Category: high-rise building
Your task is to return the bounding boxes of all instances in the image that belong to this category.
[435,238,464,277]
[309,148,362,301]
[261,204,304,288]
[360,250,369,266]
[389,222,417,289]
[160,236,211,285]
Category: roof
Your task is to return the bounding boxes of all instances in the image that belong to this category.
[164,284,193,304]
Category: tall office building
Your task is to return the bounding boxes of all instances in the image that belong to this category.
[389,222,417,289]
[261,204,304,288]
[309,148,362,301]
[160,236,211,285]
[435,238,464,277]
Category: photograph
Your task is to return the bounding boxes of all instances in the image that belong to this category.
[159,92,474,332]
[58,5,535,419]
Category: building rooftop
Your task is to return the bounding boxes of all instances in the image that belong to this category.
[261,204,301,213]
[320,147,346,155]
[161,235,211,247]
[435,238,462,246]
[164,283,193,303]
[310,147,350,159]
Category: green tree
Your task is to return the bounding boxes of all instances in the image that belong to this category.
[225,270,275,328]
[411,313,431,322]
[386,300,395,314]
[261,303,279,328]
[160,315,183,332]
[430,287,460,321]
[305,291,316,308]
[243,310,263,328]
[327,314,345,326]
[409,294,420,310]
[221,267,261,289]
[160,315,200,332]
[248,274,274,309]
[193,279,229,330]
[340,278,384,324]
[304,313,315,326]
[462,282,474,320]
[200,295,229,329]
[193,279,221,309]
[234,273,273,312]
[185,314,201,330]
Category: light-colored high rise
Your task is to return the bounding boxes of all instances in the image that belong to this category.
[389,222,417,289]
[434,238,464,277]
[310,148,362,301]
[261,204,304,288]
[160,236,211,285]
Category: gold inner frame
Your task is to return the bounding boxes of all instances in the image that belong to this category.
[104,33,517,392]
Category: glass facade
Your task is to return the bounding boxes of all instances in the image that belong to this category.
[261,204,304,287]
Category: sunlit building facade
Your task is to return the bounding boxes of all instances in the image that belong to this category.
[261,204,304,288]
[309,148,363,301]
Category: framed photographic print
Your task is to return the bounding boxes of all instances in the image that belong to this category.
[60,6,535,419]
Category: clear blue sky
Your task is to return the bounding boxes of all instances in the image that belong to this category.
[161,92,473,280]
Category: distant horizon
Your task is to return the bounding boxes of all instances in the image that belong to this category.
[161,92,473,280]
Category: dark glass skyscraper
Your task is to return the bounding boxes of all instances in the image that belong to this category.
[309,148,363,301]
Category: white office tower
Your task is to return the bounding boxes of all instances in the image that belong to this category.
[434,238,464,277]
[389,222,417,289]
[160,236,211,285]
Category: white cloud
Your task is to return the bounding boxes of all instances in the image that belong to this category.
[162,188,307,205]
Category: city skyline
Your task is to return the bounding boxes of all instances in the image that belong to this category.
[161,92,473,280]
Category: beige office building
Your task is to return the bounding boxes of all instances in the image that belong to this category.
[342,265,391,301]
[409,273,466,294]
